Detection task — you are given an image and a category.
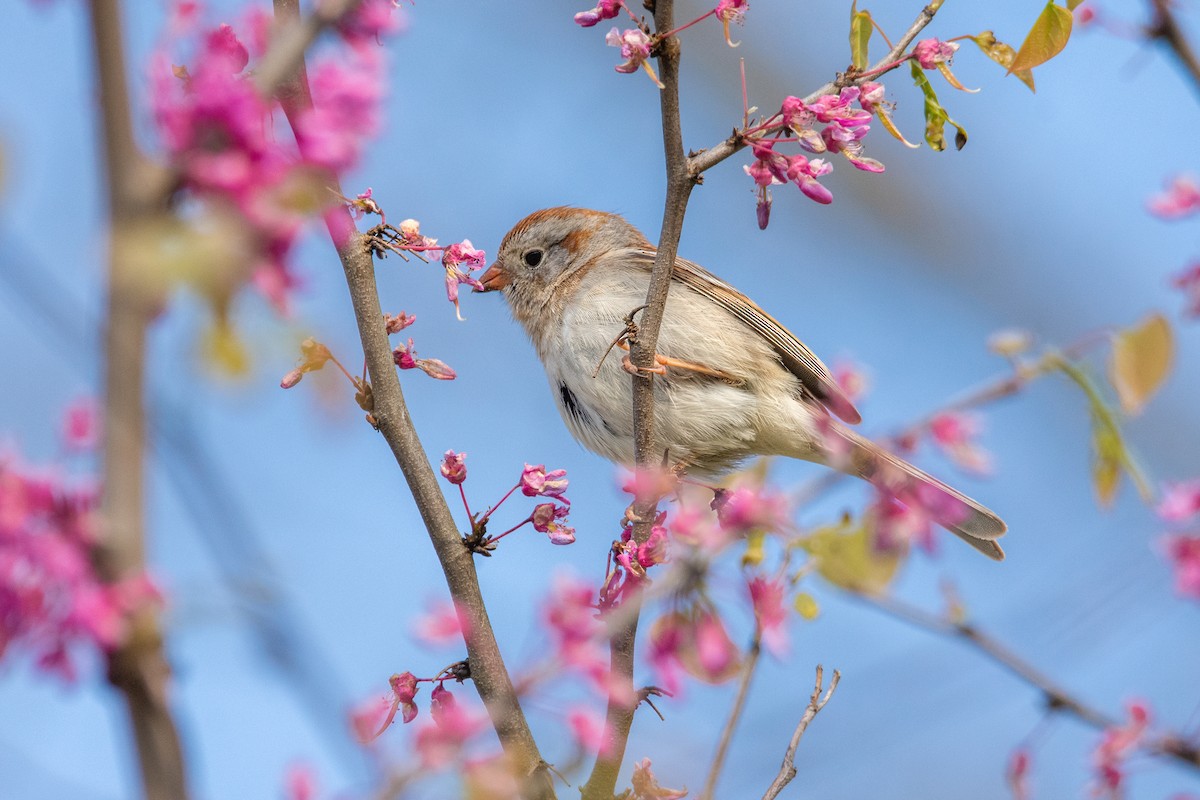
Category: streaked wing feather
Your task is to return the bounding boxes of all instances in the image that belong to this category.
[629,249,862,424]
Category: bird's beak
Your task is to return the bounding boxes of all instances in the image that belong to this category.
[475,263,510,293]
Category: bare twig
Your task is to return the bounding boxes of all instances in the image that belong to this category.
[761,665,841,800]
[1148,0,1200,100]
[269,2,552,796]
[700,637,763,800]
[851,591,1200,773]
[688,0,946,176]
[88,2,191,799]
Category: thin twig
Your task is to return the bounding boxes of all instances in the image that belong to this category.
[700,637,763,800]
[688,0,946,176]
[1148,0,1200,101]
[851,591,1200,773]
[761,665,841,800]
[269,2,552,797]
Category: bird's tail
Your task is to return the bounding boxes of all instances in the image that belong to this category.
[821,425,1007,561]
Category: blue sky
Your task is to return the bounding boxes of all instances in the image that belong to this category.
[1,1,1199,798]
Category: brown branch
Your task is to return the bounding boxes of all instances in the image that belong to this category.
[1148,0,1200,100]
[254,0,362,98]
[761,665,841,800]
[88,2,190,799]
[688,0,946,177]
[269,2,552,796]
[851,591,1200,773]
[580,2,697,797]
[700,637,763,800]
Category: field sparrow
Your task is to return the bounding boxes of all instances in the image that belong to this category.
[477,207,1006,559]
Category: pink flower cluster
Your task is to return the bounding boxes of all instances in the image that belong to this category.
[0,414,160,680]
[351,671,483,766]
[1157,479,1200,598]
[150,2,399,313]
[1092,700,1151,795]
[745,85,885,227]
[1148,175,1200,220]
[439,453,575,547]
[928,410,992,474]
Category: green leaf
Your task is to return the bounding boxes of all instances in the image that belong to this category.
[972,31,1036,91]
[850,5,873,70]
[1109,313,1173,415]
[799,514,904,595]
[910,62,968,152]
[1010,2,1074,74]
[1066,0,1084,9]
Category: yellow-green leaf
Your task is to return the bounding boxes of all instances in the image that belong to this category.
[799,514,904,595]
[850,6,873,70]
[1010,2,1073,74]
[742,530,766,568]
[972,31,1036,91]
[1066,0,1084,9]
[873,104,920,148]
[794,592,820,620]
[204,318,251,377]
[1055,357,1154,507]
[1110,313,1173,415]
[910,62,968,152]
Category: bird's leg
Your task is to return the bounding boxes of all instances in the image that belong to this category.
[616,341,743,384]
[593,304,651,378]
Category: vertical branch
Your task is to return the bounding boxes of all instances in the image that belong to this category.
[760,666,840,800]
[269,3,553,796]
[88,2,190,799]
[582,2,696,797]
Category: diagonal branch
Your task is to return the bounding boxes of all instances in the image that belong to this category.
[269,2,552,796]
[688,0,946,176]
[851,591,1200,773]
[1148,0,1200,101]
[700,637,763,800]
[761,665,841,800]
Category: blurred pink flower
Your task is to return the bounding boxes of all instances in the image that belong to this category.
[1148,175,1200,219]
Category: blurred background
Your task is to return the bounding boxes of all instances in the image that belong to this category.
[1,1,1198,798]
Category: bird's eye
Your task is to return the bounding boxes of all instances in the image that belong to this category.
[523,249,544,268]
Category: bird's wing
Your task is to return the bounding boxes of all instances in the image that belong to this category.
[628,248,862,424]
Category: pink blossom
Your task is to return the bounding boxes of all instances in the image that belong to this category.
[694,611,738,678]
[416,684,482,768]
[413,600,468,647]
[284,762,318,800]
[714,485,790,535]
[928,411,992,474]
[392,339,457,380]
[1158,480,1200,522]
[442,240,487,320]
[666,504,732,550]
[1162,534,1200,598]
[1092,700,1151,796]
[349,187,384,222]
[1007,748,1031,800]
[808,87,872,129]
[605,27,664,88]
[630,758,688,800]
[1148,175,1200,219]
[858,81,887,113]
[575,0,623,27]
[294,52,384,173]
[715,0,749,46]
[869,477,971,554]
[832,359,869,405]
[649,610,740,692]
[748,575,788,655]
[350,695,396,744]
[390,671,420,724]
[383,311,416,334]
[520,464,570,500]
[786,154,834,204]
[531,503,576,545]
[544,574,608,683]
[61,397,100,452]
[440,451,468,485]
[1075,4,1096,25]
[336,0,402,47]
[568,706,612,756]
[1171,263,1200,318]
[913,38,959,69]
